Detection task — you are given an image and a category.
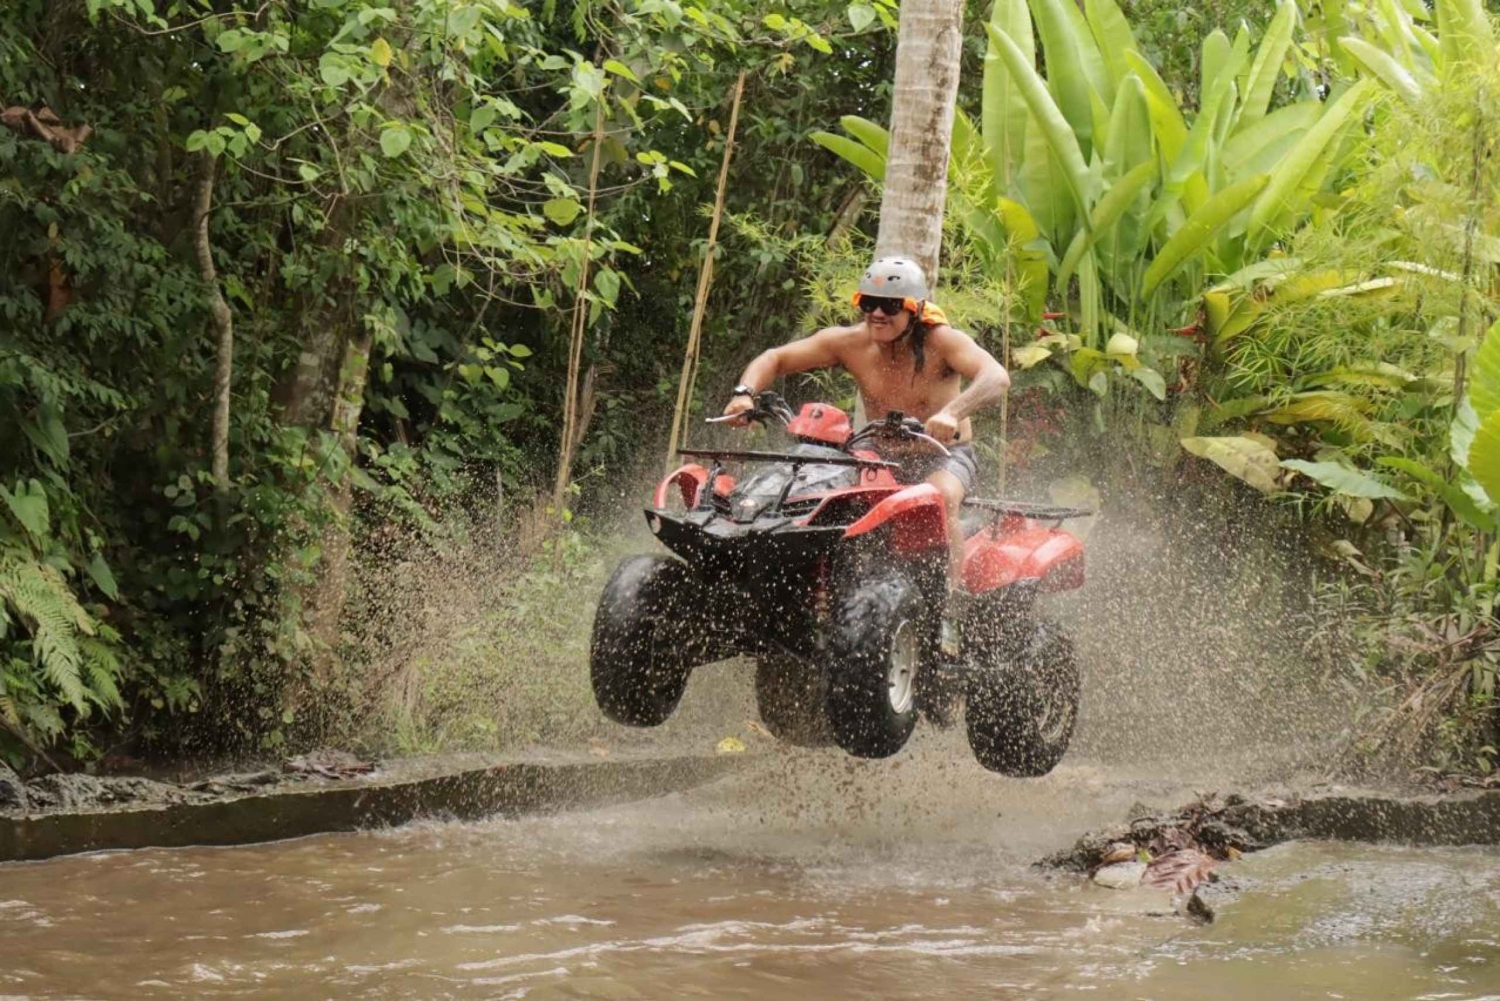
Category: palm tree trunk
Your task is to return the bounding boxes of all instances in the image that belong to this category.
[875,0,965,285]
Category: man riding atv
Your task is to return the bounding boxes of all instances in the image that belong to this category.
[721,256,1011,655]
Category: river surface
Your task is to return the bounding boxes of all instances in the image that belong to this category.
[3,731,1499,1000]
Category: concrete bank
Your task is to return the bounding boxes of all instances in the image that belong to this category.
[0,752,740,864]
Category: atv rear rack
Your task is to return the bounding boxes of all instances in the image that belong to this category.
[961,498,1095,525]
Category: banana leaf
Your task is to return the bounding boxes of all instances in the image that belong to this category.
[1224,101,1321,177]
[1453,397,1479,466]
[1017,114,1078,245]
[1341,36,1425,105]
[1057,159,1157,287]
[1261,391,1375,438]
[1237,0,1296,129]
[1026,0,1107,158]
[1468,317,1500,418]
[1247,79,1378,249]
[988,24,1096,223]
[1471,409,1500,506]
[1200,29,1232,104]
[839,115,890,158]
[1142,173,1269,297]
[1125,50,1188,167]
[1412,23,1442,68]
[1281,459,1409,499]
[1378,456,1495,530]
[1079,253,1103,347]
[1104,73,1153,179]
[1437,0,1495,71]
[809,131,885,181]
[1181,435,1282,492]
[1372,0,1419,70]
[997,197,1052,319]
[1058,0,1111,111]
[1169,30,1249,209]
[1084,0,1139,90]
[983,0,1034,189]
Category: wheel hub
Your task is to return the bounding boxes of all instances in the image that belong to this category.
[886,620,917,714]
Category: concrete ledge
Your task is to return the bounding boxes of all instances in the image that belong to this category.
[1226,790,1500,846]
[0,754,739,864]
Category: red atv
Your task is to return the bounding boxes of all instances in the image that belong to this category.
[590,392,1090,775]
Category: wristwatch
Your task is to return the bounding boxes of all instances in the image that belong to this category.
[730,384,757,400]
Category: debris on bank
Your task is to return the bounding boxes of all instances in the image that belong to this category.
[1044,787,1500,923]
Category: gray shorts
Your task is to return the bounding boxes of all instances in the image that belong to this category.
[884,443,980,493]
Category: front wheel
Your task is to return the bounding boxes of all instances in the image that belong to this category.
[825,573,926,759]
[590,555,704,727]
[965,618,1079,776]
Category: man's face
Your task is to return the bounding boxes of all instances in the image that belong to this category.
[860,296,912,342]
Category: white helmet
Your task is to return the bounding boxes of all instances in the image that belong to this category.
[857,256,929,301]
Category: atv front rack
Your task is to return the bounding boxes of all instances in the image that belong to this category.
[677,448,899,469]
[677,448,900,518]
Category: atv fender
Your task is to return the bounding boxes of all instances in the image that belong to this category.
[653,464,735,509]
[843,483,948,555]
[961,525,1085,595]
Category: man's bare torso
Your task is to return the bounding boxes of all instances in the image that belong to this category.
[825,323,973,443]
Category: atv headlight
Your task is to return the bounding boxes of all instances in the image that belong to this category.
[647,513,661,534]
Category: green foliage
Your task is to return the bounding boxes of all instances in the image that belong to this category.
[0,0,904,761]
[0,478,124,761]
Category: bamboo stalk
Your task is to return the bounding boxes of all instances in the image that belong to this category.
[553,94,607,508]
[1442,93,1486,537]
[998,256,1014,497]
[665,70,747,473]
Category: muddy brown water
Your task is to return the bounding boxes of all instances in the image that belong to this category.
[3,727,1499,1000]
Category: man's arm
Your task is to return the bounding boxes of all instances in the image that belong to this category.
[735,327,848,393]
[723,327,849,420]
[926,326,1010,438]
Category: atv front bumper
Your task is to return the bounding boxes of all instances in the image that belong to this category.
[645,508,847,578]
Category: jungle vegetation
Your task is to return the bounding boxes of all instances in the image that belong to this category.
[2,0,1497,779]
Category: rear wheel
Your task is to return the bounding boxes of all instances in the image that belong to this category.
[755,653,834,747]
[590,555,704,727]
[825,573,925,759]
[965,618,1079,776]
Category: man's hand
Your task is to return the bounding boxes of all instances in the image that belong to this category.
[924,410,960,444]
[722,394,755,428]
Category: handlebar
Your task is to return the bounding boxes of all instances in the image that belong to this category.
[705,390,793,428]
[846,411,952,458]
[708,391,953,457]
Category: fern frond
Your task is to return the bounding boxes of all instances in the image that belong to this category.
[0,558,88,710]
[80,637,124,711]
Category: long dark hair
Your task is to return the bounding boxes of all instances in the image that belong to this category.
[904,302,930,376]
